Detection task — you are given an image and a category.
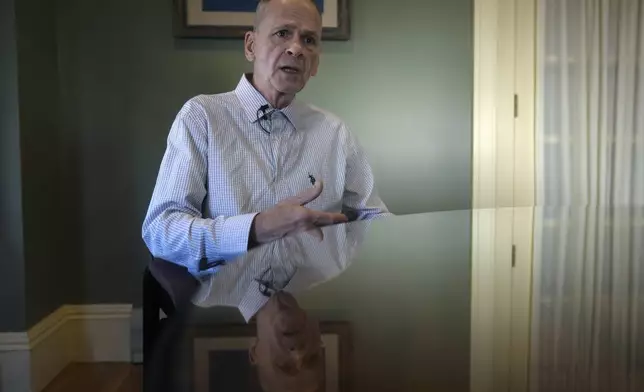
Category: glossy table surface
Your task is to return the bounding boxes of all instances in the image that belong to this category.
[147,207,644,392]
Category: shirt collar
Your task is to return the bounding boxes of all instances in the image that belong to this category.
[234,73,304,130]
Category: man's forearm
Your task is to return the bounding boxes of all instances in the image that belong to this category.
[142,209,257,273]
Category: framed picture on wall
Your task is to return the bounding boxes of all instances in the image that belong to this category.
[190,322,352,391]
[173,0,350,40]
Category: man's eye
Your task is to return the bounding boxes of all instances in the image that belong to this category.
[276,30,288,38]
[305,37,317,45]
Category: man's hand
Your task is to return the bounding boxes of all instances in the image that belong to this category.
[251,181,348,245]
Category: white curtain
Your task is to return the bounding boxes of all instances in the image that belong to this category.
[533,1,644,391]
[536,0,644,206]
[531,207,644,391]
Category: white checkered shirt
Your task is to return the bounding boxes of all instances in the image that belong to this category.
[142,74,388,274]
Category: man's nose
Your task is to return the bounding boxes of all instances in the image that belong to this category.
[286,39,303,57]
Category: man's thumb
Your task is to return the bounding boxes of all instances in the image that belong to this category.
[280,180,323,206]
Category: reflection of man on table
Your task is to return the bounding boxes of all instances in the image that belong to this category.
[193,220,369,392]
[141,0,389,276]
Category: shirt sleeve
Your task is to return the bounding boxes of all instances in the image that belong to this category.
[342,127,393,220]
[141,99,257,273]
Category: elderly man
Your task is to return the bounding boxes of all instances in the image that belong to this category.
[142,0,388,274]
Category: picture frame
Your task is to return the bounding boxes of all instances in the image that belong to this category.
[173,0,350,40]
[189,322,352,392]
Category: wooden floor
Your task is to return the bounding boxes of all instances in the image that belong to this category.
[42,363,141,392]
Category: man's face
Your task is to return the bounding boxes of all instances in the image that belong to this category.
[250,292,323,392]
[245,0,322,97]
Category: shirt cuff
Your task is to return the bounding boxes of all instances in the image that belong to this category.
[218,213,258,259]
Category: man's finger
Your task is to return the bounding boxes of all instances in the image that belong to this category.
[310,211,348,226]
[279,181,323,206]
[328,212,349,224]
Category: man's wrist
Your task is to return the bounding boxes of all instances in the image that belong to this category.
[248,215,259,249]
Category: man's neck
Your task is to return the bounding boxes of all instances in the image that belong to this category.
[251,74,295,109]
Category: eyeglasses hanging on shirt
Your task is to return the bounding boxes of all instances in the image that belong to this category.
[256,104,275,135]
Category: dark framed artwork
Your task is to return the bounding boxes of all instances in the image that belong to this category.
[173,0,350,40]
[189,322,352,392]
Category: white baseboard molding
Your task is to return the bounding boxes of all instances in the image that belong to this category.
[0,350,31,392]
[0,304,133,392]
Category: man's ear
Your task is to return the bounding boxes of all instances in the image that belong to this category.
[249,339,259,365]
[244,31,256,62]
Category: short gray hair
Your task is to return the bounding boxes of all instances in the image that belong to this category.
[253,0,321,30]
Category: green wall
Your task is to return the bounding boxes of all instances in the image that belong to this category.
[56,0,472,306]
[0,0,81,331]
[0,0,26,332]
[16,0,82,329]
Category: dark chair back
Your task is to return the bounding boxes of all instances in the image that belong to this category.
[142,258,198,392]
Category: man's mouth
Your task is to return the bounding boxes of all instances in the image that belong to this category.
[280,66,301,74]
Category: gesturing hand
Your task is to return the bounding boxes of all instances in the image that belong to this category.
[250,181,348,245]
